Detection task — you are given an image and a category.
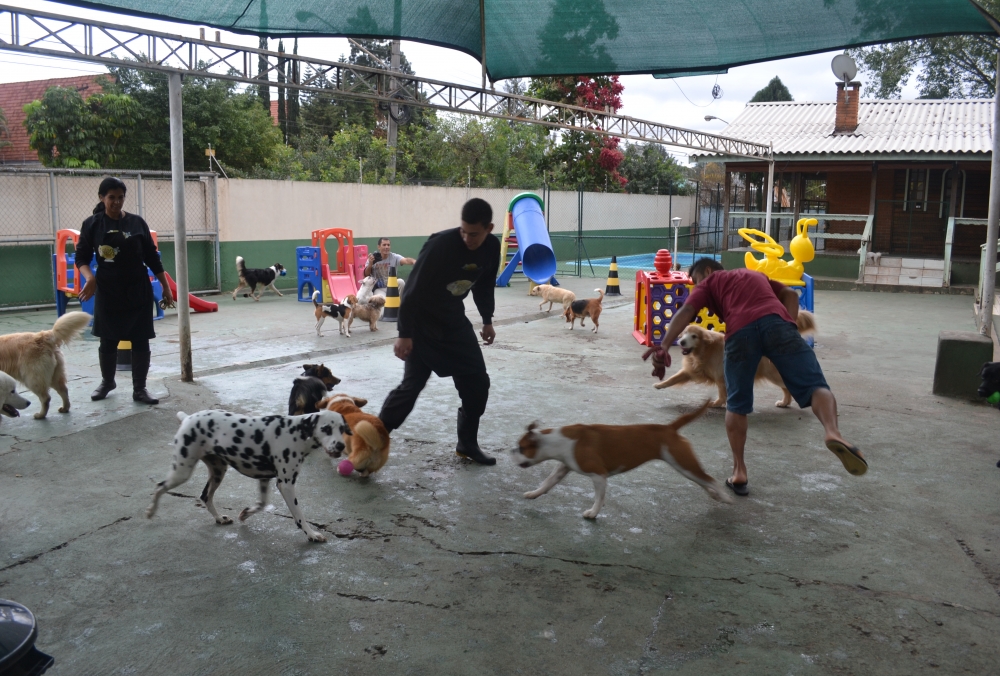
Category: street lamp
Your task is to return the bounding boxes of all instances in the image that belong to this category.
[671,217,682,269]
[704,115,729,124]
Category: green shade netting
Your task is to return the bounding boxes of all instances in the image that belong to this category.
[55,0,997,80]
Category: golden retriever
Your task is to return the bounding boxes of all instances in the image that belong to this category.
[317,393,390,477]
[654,312,816,408]
[0,312,91,418]
[529,284,576,312]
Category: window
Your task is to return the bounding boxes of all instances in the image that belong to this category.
[904,169,927,211]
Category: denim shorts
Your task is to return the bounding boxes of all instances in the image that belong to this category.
[723,314,829,415]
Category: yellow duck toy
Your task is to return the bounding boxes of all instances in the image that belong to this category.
[738,218,817,287]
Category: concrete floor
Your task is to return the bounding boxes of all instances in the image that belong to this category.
[1,279,998,675]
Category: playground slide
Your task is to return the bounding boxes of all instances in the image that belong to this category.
[163,272,219,312]
[497,193,557,286]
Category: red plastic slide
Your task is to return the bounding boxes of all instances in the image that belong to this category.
[163,272,219,312]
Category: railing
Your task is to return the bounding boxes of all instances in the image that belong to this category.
[944,216,989,288]
[728,212,873,283]
[979,240,1000,306]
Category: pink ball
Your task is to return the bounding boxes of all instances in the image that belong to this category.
[338,459,354,476]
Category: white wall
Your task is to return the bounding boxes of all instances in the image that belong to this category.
[217,179,697,241]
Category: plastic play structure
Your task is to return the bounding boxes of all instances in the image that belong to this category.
[633,249,725,347]
[739,218,817,287]
[54,228,218,319]
[298,228,368,303]
[496,193,558,287]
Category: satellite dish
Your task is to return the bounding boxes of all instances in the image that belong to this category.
[831,54,857,83]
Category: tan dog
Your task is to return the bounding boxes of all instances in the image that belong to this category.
[563,289,604,332]
[317,393,390,477]
[512,402,729,518]
[0,312,91,419]
[529,284,576,312]
[344,294,386,334]
[654,311,816,407]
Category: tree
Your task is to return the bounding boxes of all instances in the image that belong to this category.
[0,107,10,151]
[749,76,793,103]
[528,75,626,191]
[104,65,282,174]
[618,143,689,195]
[23,86,139,168]
[849,33,998,99]
[436,117,548,189]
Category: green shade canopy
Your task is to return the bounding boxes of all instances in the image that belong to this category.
[54,0,998,81]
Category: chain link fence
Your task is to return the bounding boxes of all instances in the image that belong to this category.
[0,168,220,310]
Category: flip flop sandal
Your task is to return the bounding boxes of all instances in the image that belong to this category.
[826,440,868,476]
[725,479,749,497]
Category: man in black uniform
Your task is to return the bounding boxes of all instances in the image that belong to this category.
[379,198,500,465]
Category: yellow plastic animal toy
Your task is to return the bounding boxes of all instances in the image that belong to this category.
[738,218,817,287]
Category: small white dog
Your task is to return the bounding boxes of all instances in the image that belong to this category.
[356,276,377,305]
[0,371,31,423]
[529,284,576,312]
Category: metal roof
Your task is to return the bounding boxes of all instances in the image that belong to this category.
[708,99,994,160]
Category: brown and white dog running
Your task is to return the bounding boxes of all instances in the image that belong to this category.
[344,294,386,334]
[512,402,730,519]
[563,289,604,332]
[0,311,91,419]
[529,284,576,312]
[654,311,816,408]
[317,393,390,477]
[312,290,351,337]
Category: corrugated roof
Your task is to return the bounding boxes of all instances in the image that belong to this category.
[713,99,993,158]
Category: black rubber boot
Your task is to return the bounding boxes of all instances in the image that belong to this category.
[456,407,495,465]
[131,350,159,405]
[91,349,118,401]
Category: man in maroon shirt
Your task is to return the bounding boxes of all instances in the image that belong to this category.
[655,258,867,496]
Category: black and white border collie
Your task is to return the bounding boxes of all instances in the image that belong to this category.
[232,256,286,301]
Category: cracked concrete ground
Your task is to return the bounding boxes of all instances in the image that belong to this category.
[1,278,999,675]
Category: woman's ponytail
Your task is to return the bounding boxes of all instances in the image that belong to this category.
[92,201,106,215]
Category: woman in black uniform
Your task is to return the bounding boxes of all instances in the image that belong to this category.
[76,177,174,405]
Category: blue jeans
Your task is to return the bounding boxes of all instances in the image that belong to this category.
[724,314,829,415]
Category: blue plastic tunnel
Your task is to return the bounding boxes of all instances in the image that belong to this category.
[510,194,556,283]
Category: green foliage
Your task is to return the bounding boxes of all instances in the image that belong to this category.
[527,75,626,191]
[104,66,281,173]
[0,107,10,150]
[23,86,139,168]
[749,76,793,103]
[618,144,690,195]
[848,1,999,100]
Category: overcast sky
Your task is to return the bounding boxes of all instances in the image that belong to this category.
[0,0,921,164]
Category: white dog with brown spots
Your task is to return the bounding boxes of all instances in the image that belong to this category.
[511,402,730,519]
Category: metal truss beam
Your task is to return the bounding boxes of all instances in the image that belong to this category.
[0,4,772,160]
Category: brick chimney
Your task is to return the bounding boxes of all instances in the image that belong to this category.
[834,81,861,134]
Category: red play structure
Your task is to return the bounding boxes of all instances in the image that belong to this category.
[311,228,364,303]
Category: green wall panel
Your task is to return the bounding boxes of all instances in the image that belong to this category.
[0,245,56,307]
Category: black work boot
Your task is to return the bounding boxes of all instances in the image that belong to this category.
[91,349,118,401]
[456,407,495,465]
[131,350,159,405]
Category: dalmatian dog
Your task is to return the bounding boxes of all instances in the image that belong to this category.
[146,409,351,542]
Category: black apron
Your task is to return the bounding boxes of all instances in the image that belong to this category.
[91,214,156,341]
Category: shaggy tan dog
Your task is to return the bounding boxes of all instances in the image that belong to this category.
[344,294,386,334]
[0,311,91,418]
[654,311,816,408]
[529,284,576,312]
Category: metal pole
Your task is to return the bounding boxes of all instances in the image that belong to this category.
[764,157,775,240]
[136,173,145,220]
[981,53,1000,337]
[48,171,59,237]
[479,0,487,89]
[387,39,400,183]
[168,72,193,382]
[211,175,222,293]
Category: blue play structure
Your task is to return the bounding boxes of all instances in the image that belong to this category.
[496,193,558,287]
[794,273,815,346]
[297,246,321,302]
